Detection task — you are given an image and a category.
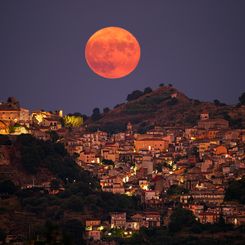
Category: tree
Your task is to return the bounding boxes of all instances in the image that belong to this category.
[167,184,189,196]
[64,196,84,212]
[81,114,88,121]
[0,135,11,145]
[167,97,178,106]
[214,99,221,106]
[155,162,164,172]
[69,112,82,117]
[0,180,17,195]
[92,108,100,114]
[126,90,144,101]
[213,99,226,106]
[49,131,59,143]
[63,115,83,128]
[0,229,6,243]
[225,177,245,204]
[91,108,101,121]
[16,134,84,181]
[168,207,197,232]
[189,146,199,159]
[168,83,173,87]
[114,103,124,109]
[238,92,245,105]
[143,87,152,94]
[102,159,114,166]
[159,83,165,87]
[62,219,85,245]
[103,107,110,113]
[7,97,19,107]
[50,179,61,190]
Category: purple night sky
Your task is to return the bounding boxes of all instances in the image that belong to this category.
[0,0,245,115]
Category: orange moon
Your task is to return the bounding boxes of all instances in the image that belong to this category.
[85,27,141,79]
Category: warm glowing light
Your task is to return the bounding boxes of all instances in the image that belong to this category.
[63,115,83,127]
[123,176,129,183]
[85,26,141,79]
[141,184,149,190]
[98,226,104,231]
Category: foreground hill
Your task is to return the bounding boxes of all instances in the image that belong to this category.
[0,135,140,242]
[0,134,91,186]
[87,86,245,133]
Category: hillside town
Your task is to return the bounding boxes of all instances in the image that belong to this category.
[0,96,245,244]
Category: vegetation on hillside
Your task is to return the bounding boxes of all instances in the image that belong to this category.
[63,114,83,128]
[225,177,245,204]
[0,135,142,243]
[86,87,245,134]
[121,206,241,245]
[124,90,172,114]
[238,92,245,106]
[15,134,88,183]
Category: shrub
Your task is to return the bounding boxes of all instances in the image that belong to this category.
[143,87,153,94]
[126,90,144,101]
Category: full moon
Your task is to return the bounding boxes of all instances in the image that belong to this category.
[85,27,141,79]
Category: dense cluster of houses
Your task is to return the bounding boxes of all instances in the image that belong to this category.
[62,112,244,241]
[85,211,161,241]
[1,97,245,242]
[0,97,62,136]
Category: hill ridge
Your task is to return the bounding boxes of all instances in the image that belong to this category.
[87,86,245,133]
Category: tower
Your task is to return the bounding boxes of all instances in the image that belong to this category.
[126,122,133,135]
[200,111,209,121]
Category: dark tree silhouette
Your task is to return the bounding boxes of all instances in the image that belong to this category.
[143,87,153,94]
[239,92,245,105]
[126,90,144,101]
[103,107,110,113]
[91,108,101,121]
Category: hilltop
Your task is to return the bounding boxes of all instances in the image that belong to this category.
[87,85,245,133]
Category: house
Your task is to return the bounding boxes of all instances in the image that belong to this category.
[197,211,219,224]
[110,212,126,229]
[0,97,30,131]
[214,145,228,155]
[101,143,119,162]
[200,111,209,121]
[141,190,160,204]
[141,155,153,174]
[85,220,102,241]
[131,212,161,228]
[100,175,125,194]
[86,230,101,241]
[79,151,98,164]
[139,179,149,190]
[187,204,204,216]
[134,136,168,152]
[180,190,224,204]
[125,221,140,231]
[31,110,62,131]
[198,118,229,130]
[41,117,62,131]
[144,211,161,227]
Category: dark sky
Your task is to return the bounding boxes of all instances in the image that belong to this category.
[1,0,245,115]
